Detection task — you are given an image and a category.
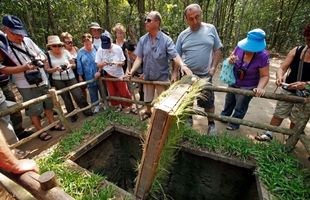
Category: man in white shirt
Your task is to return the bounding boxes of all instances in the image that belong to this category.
[89,22,112,50]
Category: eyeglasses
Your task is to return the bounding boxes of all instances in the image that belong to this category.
[145,18,153,23]
[65,41,73,45]
[51,44,63,48]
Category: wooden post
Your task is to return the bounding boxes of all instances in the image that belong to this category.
[98,77,109,109]
[134,83,192,199]
[0,170,74,200]
[48,89,72,132]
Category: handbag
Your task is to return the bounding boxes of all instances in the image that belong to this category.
[24,70,43,85]
[220,58,236,85]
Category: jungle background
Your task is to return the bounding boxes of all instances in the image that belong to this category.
[0,0,309,56]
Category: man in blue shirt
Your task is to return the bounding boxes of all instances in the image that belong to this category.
[126,11,191,119]
[175,4,223,134]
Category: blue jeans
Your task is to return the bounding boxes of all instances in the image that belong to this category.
[221,92,253,129]
[88,86,100,105]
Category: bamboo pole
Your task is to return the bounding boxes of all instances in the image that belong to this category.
[205,86,309,104]
[10,120,60,148]
[199,112,295,136]
[49,89,71,132]
[97,77,109,109]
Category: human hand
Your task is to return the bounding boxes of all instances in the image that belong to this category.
[24,62,37,71]
[78,76,84,82]
[287,81,307,90]
[228,55,238,64]
[275,77,284,86]
[95,71,101,79]
[253,88,265,97]
[208,67,216,76]
[180,64,193,76]
[12,159,39,174]
[124,70,133,80]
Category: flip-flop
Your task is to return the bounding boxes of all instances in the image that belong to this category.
[38,132,52,141]
[50,124,65,131]
[140,111,152,121]
[12,149,30,159]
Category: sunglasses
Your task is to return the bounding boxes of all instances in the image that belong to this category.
[145,18,153,23]
[51,44,63,48]
[65,41,73,45]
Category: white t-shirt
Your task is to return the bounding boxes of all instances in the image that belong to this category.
[48,49,75,80]
[95,44,125,78]
[1,37,48,88]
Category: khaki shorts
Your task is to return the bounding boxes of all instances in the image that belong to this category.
[274,89,307,123]
[143,84,167,103]
[18,85,53,116]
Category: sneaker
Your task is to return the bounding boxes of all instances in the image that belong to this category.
[93,105,100,113]
[255,131,273,142]
[208,123,217,135]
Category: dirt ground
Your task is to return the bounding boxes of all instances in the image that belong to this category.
[16,56,310,168]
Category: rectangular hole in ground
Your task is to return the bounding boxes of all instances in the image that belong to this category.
[73,130,260,199]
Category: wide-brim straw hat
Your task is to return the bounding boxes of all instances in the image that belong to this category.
[46,35,63,47]
[237,28,266,52]
[89,22,103,30]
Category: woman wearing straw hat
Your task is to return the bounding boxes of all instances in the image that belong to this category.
[45,35,93,122]
[220,29,270,130]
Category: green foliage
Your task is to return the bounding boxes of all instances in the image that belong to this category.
[1,0,309,53]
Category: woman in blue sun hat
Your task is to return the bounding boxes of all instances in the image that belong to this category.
[221,28,270,130]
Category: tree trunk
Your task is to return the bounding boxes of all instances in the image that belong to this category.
[270,0,284,49]
[46,0,55,35]
[235,0,248,45]
[105,0,111,32]
[137,0,145,38]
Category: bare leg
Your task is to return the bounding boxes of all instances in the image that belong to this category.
[269,115,284,126]
[205,107,215,123]
[30,116,42,131]
[44,109,55,124]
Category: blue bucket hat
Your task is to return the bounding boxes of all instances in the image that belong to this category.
[237,28,266,52]
[2,15,28,37]
[100,33,111,49]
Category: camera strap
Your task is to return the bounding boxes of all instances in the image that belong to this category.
[9,41,41,86]
[296,45,308,81]
[240,52,256,70]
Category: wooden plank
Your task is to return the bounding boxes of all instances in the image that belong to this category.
[134,82,192,199]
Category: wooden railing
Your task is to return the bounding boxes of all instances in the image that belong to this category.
[0,76,309,199]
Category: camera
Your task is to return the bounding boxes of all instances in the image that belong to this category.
[237,67,247,80]
[281,83,289,90]
[60,64,68,70]
[31,59,44,68]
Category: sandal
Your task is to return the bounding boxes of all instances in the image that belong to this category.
[255,133,273,142]
[131,107,138,115]
[140,111,152,121]
[38,132,52,141]
[50,124,65,131]
[12,149,30,159]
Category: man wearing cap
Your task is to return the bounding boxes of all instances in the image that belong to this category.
[175,4,222,134]
[0,15,61,141]
[125,11,191,120]
[89,22,112,50]
[221,28,269,130]
[0,30,33,140]
[95,33,132,112]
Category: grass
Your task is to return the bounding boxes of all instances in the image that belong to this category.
[37,109,147,200]
[34,80,309,200]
